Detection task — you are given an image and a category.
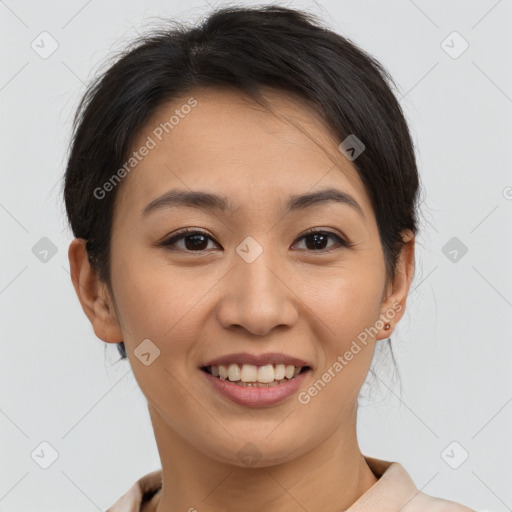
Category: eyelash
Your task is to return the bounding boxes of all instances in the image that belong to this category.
[159,228,353,253]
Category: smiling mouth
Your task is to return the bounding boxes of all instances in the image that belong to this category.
[201,363,311,387]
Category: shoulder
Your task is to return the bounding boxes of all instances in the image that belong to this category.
[361,456,476,512]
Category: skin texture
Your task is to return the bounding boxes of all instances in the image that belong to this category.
[68,87,415,511]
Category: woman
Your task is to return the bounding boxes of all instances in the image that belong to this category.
[63,4,475,511]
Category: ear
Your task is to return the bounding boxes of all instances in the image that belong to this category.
[68,238,123,344]
[376,229,415,341]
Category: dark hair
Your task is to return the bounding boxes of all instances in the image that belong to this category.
[62,4,420,363]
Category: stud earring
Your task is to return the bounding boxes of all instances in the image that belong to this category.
[384,323,391,330]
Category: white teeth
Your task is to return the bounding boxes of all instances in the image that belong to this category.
[257,364,275,383]
[240,364,258,382]
[219,365,228,379]
[274,364,286,380]
[227,363,241,381]
[210,363,305,383]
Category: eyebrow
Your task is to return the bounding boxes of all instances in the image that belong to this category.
[141,187,365,219]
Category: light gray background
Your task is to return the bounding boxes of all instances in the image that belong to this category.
[1,0,511,510]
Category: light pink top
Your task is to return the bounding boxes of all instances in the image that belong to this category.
[105,456,475,511]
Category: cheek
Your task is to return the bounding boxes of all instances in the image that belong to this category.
[303,259,384,401]
[299,276,382,422]
[111,256,211,366]
[112,264,207,405]
[308,261,385,344]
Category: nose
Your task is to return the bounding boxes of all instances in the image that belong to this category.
[216,249,299,336]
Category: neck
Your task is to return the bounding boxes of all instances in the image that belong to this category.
[150,403,378,512]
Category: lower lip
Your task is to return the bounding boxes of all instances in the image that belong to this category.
[200,368,311,407]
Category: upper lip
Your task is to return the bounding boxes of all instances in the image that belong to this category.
[201,352,312,369]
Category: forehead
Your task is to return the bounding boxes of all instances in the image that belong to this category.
[115,87,372,223]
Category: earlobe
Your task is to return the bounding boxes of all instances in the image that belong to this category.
[68,238,123,344]
[376,229,416,340]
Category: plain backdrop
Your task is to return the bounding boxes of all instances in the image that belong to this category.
[1,0,511,510]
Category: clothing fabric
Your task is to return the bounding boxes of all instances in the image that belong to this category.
[105,456,475,511]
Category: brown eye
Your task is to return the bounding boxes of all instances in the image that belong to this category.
[293,230,348,252]
[160,229,219,252]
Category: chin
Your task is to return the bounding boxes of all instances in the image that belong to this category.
[203,429,309,468]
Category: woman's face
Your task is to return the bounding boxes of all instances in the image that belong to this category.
[100,87,411,466]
